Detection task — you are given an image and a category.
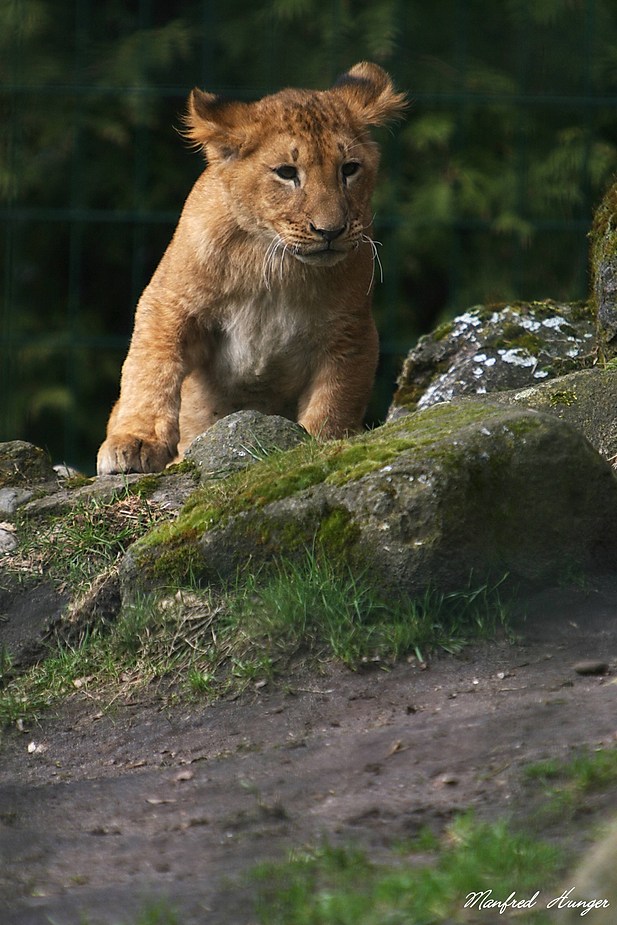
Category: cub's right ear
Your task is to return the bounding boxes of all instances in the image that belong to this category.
[183,89,249,160]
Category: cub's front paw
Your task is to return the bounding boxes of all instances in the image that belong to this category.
[97,435,173,475]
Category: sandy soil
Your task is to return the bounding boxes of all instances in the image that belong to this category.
[1,581,617,924]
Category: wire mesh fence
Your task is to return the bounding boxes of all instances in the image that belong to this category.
[2,0,617,472]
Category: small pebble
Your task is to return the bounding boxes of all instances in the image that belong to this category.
[573,660,609,676]
[438,773,459,786]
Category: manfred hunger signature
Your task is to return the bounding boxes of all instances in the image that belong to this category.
[464,888,610,916]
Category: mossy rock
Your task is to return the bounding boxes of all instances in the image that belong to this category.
[590,181,617,361]
[184,410,309,482]
[0,441,56,488]
[124,401,617,597]
[388,300,596,419]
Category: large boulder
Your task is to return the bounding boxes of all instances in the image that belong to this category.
[388,300,596,420]
[125,403,617,598]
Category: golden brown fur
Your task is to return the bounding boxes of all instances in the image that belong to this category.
[97,62,406,474]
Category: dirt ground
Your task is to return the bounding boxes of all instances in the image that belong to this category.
[1,580,617,925]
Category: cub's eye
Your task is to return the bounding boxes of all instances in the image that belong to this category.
[274,165,299,183]
[342,161,361,180]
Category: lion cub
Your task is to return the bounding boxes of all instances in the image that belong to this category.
[97,62,406,474]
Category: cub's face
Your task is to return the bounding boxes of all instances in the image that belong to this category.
[185,62,407,268]
[223,98,381,267]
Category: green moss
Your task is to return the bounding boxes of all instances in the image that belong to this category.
[146,528,203,584]
[390,382,427,411]
[561,299,595,323]
[130,473,165,498]
[525,299,583,322]
[590,183,617,277]
[467,300,550,324]
[327,438,416,485]
[126,460,199,499]
[549,388,577,408]
[590,184,617,361]
[315,507,361,559]
[484,321,543,355]
[432,320,454,341]
[221,508,361,571]
[63,473,93,490]
[469,303,496,322]
[166,458,199,477]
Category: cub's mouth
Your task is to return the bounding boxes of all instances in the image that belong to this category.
[262,231,358,268]
[293,247,350,266]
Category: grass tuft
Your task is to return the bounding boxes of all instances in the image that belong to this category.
[251,814,562,924]
[227,552,510,669]
[523,747,617,820]
[77,900,180,925]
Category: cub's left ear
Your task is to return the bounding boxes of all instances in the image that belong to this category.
[332,61,407,126]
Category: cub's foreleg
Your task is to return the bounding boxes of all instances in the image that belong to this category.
[298,318,379,439]
[97,303,188,475]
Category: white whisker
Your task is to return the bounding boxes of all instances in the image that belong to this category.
[279,239,287,280]
[262,234,287,289]
[261,238,275,289]
[361,233,384,294]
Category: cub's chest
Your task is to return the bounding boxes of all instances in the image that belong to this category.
[212,293,321,390]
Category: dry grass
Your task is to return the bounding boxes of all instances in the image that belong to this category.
[4,490,166,592]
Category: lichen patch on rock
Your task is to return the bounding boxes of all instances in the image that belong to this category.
[389,300,596,419]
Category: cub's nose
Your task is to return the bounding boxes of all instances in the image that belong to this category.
[309,223,347,242]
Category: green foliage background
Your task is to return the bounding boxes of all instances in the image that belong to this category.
[2,0,617,471]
